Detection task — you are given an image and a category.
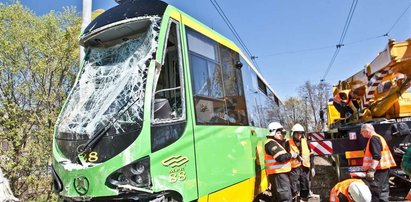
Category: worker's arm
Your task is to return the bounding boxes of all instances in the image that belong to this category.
[306,139,314,168]
[348,101,358,113]
[307,140,316,176]
[366,136,382,180]
[370,160,380,170]
[284,141,290,152]
[369,136,382,168]
[276,153,292,163]
[265,140,292,163]
[369,136,382,170]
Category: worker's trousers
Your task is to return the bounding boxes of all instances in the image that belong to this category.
[368,169,390,202]
[290,167,310,198]
[333,101,353,118]
[268,173,292,202]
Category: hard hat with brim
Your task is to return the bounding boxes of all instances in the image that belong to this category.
[348,181,371,202]
[267,122,283,136]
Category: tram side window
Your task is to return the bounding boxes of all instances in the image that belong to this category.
[268,90,280,112]
[152,21,184,122]
[187,29,225,125]
[257,77,267,95]
[219,45,248,125]
[241,60,262,127]
[187,28,248,125]
[262,89,280,125]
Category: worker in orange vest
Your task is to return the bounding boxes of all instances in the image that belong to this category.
[360,123,396,202]
[333,90,360,118]
[329,179,371,202]
[285,123,314,202]
[263,122,298,202]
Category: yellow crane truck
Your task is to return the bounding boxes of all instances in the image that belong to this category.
[310,38,411,197]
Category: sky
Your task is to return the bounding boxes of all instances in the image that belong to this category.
[4,0,411,100]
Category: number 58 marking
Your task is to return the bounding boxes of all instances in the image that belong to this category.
[86,151,99,162]
[169,171,186,183]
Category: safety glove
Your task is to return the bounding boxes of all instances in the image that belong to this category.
[366,168,375,181]
[291,152,299,159]
[311,168,316,177]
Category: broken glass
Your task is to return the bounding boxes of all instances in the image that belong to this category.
[57,16,160,139]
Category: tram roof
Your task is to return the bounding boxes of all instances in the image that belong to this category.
[82,0,282,104]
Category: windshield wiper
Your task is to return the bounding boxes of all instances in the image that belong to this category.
[76,91,142,163]
[77,123,112,156]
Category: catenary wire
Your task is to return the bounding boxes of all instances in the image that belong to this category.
[211,0,252,57]
[339,0,358,45]
[321,0,358,82]
[209,0,261,70]
[259,45,335,57]
[384,3,411,37]
[259,1,410,59]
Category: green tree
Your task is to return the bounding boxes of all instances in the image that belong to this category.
[282,97,306,130]
[280,80,331,132]
[0,2,80,201]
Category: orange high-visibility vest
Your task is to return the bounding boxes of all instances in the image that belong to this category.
[333,90,351,104]
[264,139,291,174]
[362,134,396,170]
[329,179,361,202]
[288,138,311,168]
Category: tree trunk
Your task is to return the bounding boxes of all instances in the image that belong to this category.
[0,167,19,201]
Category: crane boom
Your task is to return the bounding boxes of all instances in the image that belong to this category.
[329,38,411,126]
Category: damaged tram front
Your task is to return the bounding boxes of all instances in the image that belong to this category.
[53,0,282,201]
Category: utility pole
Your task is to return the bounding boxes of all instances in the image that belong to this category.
[80,0,92,63]
[304,96,308,130]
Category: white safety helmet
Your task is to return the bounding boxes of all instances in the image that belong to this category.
[267,122,283,137]
[291,123,305,134]
[348,181,372,202]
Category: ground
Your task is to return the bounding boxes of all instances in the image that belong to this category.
[311,156,409,202]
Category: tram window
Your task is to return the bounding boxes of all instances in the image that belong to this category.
[189,53,224,98]
[190,54,209,96]
[220,45,248,125]
[152,21,184,123]
[274,95,279,106]
[257,77,267,95]
[241,60,259,127]
[187,28,225,125]
[186,29,218,61]
[187,28,248,125]
[268,89,280,106]
[261,93,280,127]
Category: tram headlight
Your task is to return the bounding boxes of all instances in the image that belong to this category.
[106,156,151,189]
[135,175,143,184]
[132,163,145,175]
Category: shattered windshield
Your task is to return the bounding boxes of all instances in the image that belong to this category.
[57,17,159,139]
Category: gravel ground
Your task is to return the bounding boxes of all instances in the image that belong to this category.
[311,156,338,202]
[311,156,409,202]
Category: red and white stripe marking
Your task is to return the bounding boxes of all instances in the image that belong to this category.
[406,189,411,200]
[363,70,391,107]
[350,172,366,178]
[309,141,333,155]
[310,132,325,141]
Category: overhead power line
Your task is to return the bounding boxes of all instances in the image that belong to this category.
[259,45,334,57]
[338,0,358,46]
[321,0,358,82]
[259,2,411,59]
[321,1,410,82]
[209,0,260,69]
[259,35,385,58]
[384,3,411,37]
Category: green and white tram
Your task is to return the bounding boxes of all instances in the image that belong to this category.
[52,0,282,201]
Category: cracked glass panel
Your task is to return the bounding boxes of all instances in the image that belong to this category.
[57,17,159,139]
